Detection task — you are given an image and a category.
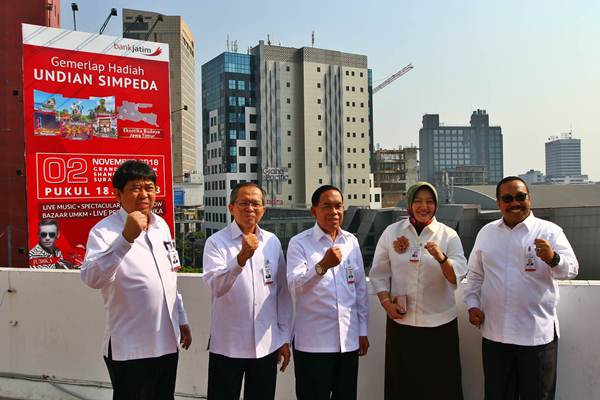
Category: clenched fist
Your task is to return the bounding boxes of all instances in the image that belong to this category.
[393,236,409,254]
[320,247,342,270]
[237,233,259,267]
[122,211,149,243]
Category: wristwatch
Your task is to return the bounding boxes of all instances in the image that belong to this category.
[438,253,448,264]
[315,262,327,276]
[548,252,561,268]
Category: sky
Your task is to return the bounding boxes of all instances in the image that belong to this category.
[60,0,600,180]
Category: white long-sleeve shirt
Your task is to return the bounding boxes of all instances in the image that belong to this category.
[287,224,369,353]
[202,222,292,359]
[464,213,578,346]
[80,208,188,361]
[369,217,468,327]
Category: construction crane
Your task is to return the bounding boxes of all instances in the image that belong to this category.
[372,64,413,94]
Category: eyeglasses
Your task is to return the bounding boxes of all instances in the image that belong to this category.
[235,201,263,209]
[500,192,528,203]
[39,232,57,238]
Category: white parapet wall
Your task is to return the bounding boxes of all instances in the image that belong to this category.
[0,269,599,400]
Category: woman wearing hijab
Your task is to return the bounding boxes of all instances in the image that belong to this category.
[369,182,467,400]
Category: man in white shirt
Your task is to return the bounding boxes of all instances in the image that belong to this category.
[81,160,192,400]
[287,185,369,400]
[202,182,292,400]
[464,176,578,400]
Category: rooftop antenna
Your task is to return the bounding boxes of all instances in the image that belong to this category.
[267,34,271,45]
[226,34,229,51]
[232,40,238,53]
[99,8,118,35]
[312,31,315,47]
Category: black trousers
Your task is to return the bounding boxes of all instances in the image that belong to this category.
[482,334,558,400]
[293,348,359,400]
[103,345,178,400]
[384,318,463,400]
[207,351,278,400]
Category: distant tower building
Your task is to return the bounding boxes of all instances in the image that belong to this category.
[123,9,197,183]
[519,169,546,185]
[545,133,588,184]
[202,43,373,235]
[419,109,503,187]
[373,146,419,207]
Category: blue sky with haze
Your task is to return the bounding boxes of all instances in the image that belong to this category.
[60,0,600,180]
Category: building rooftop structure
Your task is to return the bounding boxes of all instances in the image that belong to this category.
[0,269,599,400]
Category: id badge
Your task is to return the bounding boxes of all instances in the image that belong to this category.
[346,262,355,284]
[164,241,181,271]
[409,246,422,264]
[263,260,274,285]
[524,245,536,272]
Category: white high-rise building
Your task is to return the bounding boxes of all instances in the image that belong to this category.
[202,43,373,235]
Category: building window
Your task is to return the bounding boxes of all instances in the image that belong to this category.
[238,97,246,106]
[237,80,245,90]
[362,179,366,184]
[250,131,257,140]
[318,130,322,136]
[286,66,290,71]
[229,147,237,156]
[286,82,290,87]
[317,67,321,72]
[318,147,322,152]
[346,101,350,106]
[346,117,350,122]
[347,194,351,199]
[361,118,365,123]
[352,117,356,122]
[287,114,291,120]
[362,163,365,168]
[288,163,292,168]
[360,87,364,92]
[375,194,381,202]
[288,179,292,184]
[346,132,350,137]
[250,147,257,156]
[318,163,322,168]
[287,130,292,136]
[353,148,356,153]
[353,132,356,137]
[362,194,366,199]
[228,79,236,89]
[249,115,257,123]
[228,96,237,106]
[352,86,355,92]
[346,86,350,91]
[287,98,291,104]
[361,148,365,153]
[347,163,351,168]
[353,194,357,199]
[352,71,355,76]
[345,70,349,76]
[319,179,323,184]
[347,179,351,184]
[288,195,292,201]
[239,163,247,172]
[317,99,321,104]
[317,115,322,120]
[250,164,258,172]
[288,147,292,152]
[361,133,365,138]
[347,148,351,153]
[229,129,237,139]
[352,102,355,107]
[230,163,237,173]
[239,147,246,156]
[360,72,364,77]
[317,83,321,88]
[360,102,364,107]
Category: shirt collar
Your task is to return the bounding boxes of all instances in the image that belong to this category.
[401,216,439,232]
[229,221,263,240]
[312,222,346,243]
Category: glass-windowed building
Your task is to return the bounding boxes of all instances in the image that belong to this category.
[419,109,503,187]
[202,53,257,235]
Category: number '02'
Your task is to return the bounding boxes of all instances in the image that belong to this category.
[43,157,88,184]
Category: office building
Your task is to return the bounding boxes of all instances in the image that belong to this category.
[123,9,197,182]
[373,146,419,207]
[545,133,588,184]
[519,169,546,185]
[202,43,372,234]
[419,109,503,187]
[1,0,60,267]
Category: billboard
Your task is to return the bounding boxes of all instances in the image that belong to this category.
[22,24,174,269]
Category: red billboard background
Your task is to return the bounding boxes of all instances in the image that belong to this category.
[22,24,174,268]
